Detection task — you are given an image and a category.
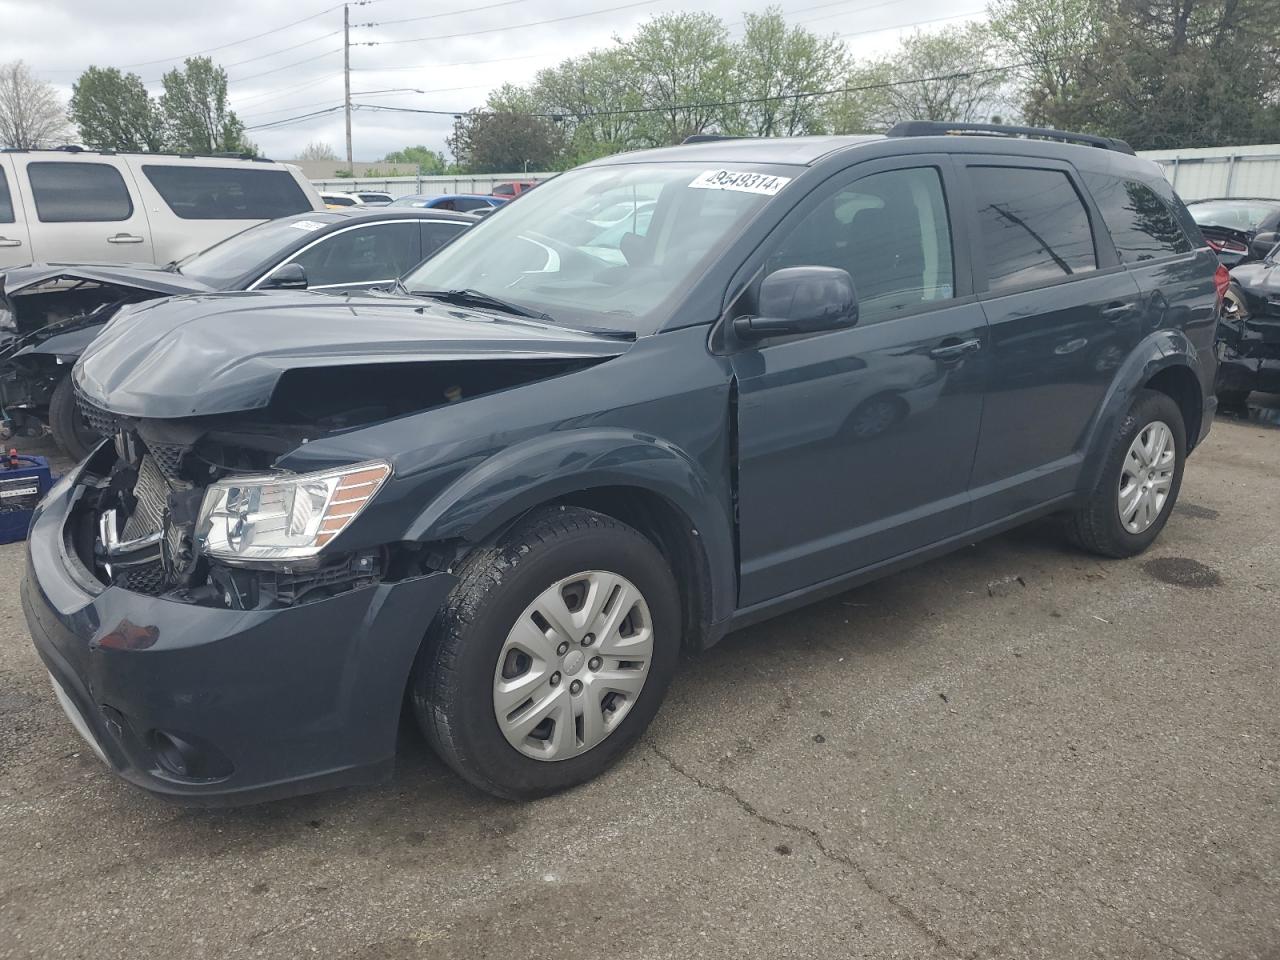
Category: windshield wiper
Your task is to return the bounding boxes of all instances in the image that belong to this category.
[410,287,550,321]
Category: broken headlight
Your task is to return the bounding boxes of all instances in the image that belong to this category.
[196,460,391,563]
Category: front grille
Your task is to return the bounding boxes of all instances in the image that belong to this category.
[76,394,119,436]
[117,562,168,595]
[146,442,188,482]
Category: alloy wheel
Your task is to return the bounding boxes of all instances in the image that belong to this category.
[1117,420,1175,534]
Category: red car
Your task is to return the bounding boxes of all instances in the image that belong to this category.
[492,180,538,199]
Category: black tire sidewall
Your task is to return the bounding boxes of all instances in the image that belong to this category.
[48,375,98,462]
[422,513,681,797]
[1097,390,1186,553]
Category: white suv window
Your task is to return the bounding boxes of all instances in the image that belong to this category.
[142,165,311,220]
[0,168,13,223]
[28,161,133,223]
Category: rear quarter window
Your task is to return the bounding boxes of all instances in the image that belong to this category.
[1082,173,1192,262]
[28,161,134,223]
[142,165,312,220]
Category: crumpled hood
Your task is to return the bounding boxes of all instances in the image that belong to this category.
[2,262,213,300]
[74,290,630,419]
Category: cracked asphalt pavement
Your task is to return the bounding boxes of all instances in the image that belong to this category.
[2,416,1277,960]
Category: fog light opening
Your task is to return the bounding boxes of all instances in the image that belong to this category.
[149,729,233,781]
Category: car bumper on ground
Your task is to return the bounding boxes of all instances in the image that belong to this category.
[21,460,455,806]
[1217,347,1280,395]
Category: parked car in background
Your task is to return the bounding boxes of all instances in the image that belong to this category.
[26,123,1220,806]
[390,193,507,213]
[348,191,393,206]
[1186,197,1280,266]
[492,180,538,199]
[319,191,362,209]
[0,208,474,458]
[0,148,322,270]
[1216,244,1280,406]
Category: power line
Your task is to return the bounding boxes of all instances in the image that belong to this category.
[836,9,984,39]
[227,48,343,85]
[357,0,540,29]
[232,73,344,108]
[350,52,559,73]
[365,0,666,47]
[120,5,346,69]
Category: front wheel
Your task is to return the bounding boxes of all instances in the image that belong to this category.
[411,506,681,799]
[48,375,102,462]
[1066,388,1186,558]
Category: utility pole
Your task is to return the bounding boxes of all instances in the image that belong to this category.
[343,3,353,173]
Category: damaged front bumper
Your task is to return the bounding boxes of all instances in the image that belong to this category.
[21,453,456,806]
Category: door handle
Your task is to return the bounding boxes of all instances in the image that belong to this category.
[107,233,144,244]
[0,237,21,247]
[1101,301,1136,320]
[929,337,981,360]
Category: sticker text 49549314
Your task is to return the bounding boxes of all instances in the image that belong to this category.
[688,170,792,196]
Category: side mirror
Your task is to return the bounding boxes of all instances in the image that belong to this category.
[260,263,308,290]
[1250,232,1278,260]
[733,266,858,341]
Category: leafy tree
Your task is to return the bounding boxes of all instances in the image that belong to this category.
[297,141,338,161]
[858,23,1010,128]
[0,60,69,149]
[1081,0,1280,148]
[730,9,848,137]
[448,111,564,173]
[381,145,448,174]
[530,49,644,162]
[69,66,162,151]
[988,0,1101,127]
[159,57,249,154]
[617,13,735,145]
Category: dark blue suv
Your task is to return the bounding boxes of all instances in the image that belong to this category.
[23,123,1222,804]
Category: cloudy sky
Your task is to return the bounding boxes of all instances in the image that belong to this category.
[6,0,985,162]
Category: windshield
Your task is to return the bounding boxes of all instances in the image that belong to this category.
[1188,200,1277,231]
[400,162,797,333]
[177,215,338,287]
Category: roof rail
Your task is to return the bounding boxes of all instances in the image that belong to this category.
[681,134,746,145]
[886,121,1135,156]
[0,146,275,162]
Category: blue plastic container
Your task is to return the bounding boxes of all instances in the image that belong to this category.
[0,453,58,545]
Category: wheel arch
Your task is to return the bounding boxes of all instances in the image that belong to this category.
[1078,329,1207,495]
[404,428,736,644]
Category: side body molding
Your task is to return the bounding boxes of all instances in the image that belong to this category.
[404,427,738,626]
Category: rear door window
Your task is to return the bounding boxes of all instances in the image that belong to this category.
[971,166,1097,293]
[290,221,421,287]
[0,167,13,223]
[453,197,493,212]
[28,161,133,222]
[142,165,311,219]
[1083,174,1192,262]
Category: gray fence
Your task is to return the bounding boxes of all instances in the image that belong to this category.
[1137,145,1280,200]
[310,172,555,198]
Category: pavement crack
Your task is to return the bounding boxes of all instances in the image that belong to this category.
[647,740,964,959]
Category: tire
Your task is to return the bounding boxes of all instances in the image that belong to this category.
[411,506,681,799]
[1066,388,1185,558]
[48,374,102,463]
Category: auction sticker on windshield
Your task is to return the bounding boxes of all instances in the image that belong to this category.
[689,170,792,195]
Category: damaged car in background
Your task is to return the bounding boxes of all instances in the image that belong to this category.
[0,208,474,458]
[1215,242,1280,406]
[22,125,1220,806]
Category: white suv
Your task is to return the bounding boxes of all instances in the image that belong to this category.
[0,149,324,269]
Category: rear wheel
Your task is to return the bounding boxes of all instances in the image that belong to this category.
[411,506,681,799]
[1066,389,1185,558]
[48,375,102,463]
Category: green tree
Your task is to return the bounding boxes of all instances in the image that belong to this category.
[448,111,564,173]
[617,13,735,145]
[380,145,447,174]
[530,49,643,162]
[69,66,163,151]
[861,23,1010,128]
[159,57,249,154]
[988,0,1101,127]
[729,9,848,137]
